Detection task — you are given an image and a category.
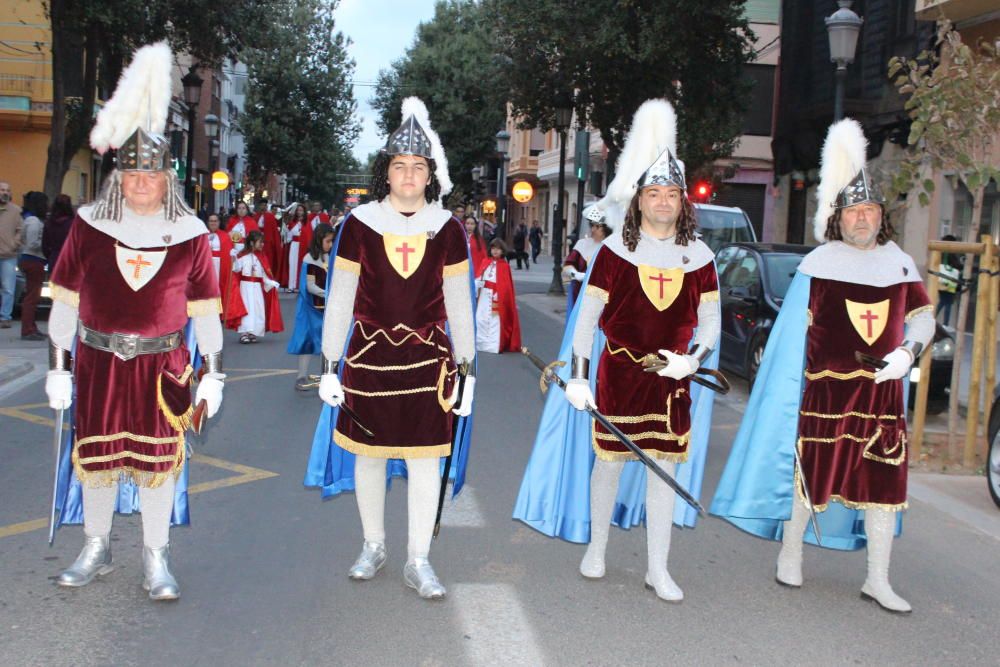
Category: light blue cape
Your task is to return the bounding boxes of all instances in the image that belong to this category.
[286,260,324,355]
[512,246,719,543]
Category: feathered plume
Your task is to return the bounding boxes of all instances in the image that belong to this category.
[90,41,174,154]
[605,99,678,208]
[400,96,453,197]
[813,118,868,242]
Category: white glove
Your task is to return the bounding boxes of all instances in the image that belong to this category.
[562,266,584,281]
[655,349,697,380]
[319,373,344,407]
[565,379,595,411]
[45,370,72,410]
[195,372,225,418]
[874,348,913,384]
[450,376,476,416]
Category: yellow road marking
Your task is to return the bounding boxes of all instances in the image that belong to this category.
[0,519,48,539]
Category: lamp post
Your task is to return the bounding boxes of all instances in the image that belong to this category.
[825,0,863,122]
[181,66,203,207]
[204,113,219,214]
[549,103,573,296]
[471,165,483,218]
[495,130,510,240]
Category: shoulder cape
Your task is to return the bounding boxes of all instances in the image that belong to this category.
[303,215,477,499]
[709,271,902,551]
[286,258,325,355]
[512,245,720,543]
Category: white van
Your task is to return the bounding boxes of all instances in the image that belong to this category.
[694,203,757,253]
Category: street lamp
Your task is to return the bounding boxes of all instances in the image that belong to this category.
[495,130,511,238]
[181,66,204,207]
[825,0,863,122]
[549,103,573,296]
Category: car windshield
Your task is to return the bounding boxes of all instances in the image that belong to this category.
[764,254,804,300]
[697,208,755,253]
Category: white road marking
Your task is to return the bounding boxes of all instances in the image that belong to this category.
[441,485,485,528]
[452,583,545,666]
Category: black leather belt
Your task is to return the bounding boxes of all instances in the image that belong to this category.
[79,323,182,361]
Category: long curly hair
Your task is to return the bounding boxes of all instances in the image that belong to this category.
[824,204,894,245]
[622,189,698,252]
[369,152,442,204]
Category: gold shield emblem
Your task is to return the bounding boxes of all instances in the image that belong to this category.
[845,298,890,346]
[115,245,166,292]
[637,264,684,312]
[383,232,427,279]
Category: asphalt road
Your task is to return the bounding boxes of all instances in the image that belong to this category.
[0,274,997,666]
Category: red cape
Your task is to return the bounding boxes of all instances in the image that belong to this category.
[475,256,521,353]
[224,251,285,333]
[256,211,283,275]
[469,235,487,269]
[208,230,235,315]
[226,215,260,247]
[301,212,330,252]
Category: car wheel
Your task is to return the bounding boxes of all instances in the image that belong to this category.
[747,334,767,390]
[988,395,1000,508]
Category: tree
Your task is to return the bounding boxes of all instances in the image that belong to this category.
[240,0,360,207]
[371,1,507,200]
[888,19,1000,455]
[486,0,756,175]
[42,0,265,199]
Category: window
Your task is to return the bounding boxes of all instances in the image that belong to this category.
[742,64,775,136]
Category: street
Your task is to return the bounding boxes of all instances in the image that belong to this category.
[1,274,997,666]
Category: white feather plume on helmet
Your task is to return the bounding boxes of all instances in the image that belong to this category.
[392,96,453,198]
[604,99,682,210]
[90,41,174,154]
[813,118,869,242]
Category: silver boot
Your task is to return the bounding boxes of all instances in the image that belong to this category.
[348,541,387,580]
[403,557,446,600]
[142,545,179,601]
[57,534,114,587]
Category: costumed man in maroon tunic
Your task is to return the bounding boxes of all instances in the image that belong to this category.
[45,42,225,601]
[318,97,475,599]
[564,100,720,602]
[562,203,612,307]
[768,120,934,613]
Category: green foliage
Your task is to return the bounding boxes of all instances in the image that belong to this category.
[486,0,756,174]
[240,0,361,205]
[887,18,1000,235]
[371,1,508,198]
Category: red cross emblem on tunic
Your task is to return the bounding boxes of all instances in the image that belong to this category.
[637,264,684,311]
[845,298,890,346]
[127,254,152,280]
[383,232,427,279]
[115,245,167,292]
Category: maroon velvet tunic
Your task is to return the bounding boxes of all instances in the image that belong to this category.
[50,215,220,487]
[797,277,931,511]
[586,248,718,461]
[333,214,468,459]
[306,262,327,309]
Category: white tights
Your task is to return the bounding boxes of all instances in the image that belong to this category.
[82,476,175,549]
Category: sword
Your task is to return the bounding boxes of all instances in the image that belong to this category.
[434,361,469,537]
[792,445,822,547]
[340,402,374,439]
[855,351,888,370]
[48,407,65,546]
[640,353,731,395]
[521,347,705,515]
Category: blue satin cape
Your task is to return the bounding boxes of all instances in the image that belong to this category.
[55,322,198,529]
[709,272,902,551]
[286,261,324,355]
[512,246,719,543]
[303,215,477,499]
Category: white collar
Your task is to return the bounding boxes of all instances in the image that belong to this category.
[349,198,452,236]
[798,241,921,286]
[79,204,206,248]
[602,231,714,273]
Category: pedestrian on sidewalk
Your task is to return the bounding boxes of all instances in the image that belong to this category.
[288,223,333,390]
[512,221,529,269]
[936,234,962,326]
[42,194,74,272]
[475,238,521,354]
[529,220,543,263]
[17,191,48,340]
[711,119,936,614]
[0,179,23,329]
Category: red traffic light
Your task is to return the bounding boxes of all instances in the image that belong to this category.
[694,182,711,200]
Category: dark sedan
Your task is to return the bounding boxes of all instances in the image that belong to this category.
[715,242,953,412]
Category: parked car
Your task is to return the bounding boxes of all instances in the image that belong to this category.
[693,203,756,253]
[715,242,953,413]
[12,264,52,319]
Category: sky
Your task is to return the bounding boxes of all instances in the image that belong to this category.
[334,0,439,164]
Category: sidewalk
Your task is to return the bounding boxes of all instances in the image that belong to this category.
[0,326,48,399]
[513,288,1000,541]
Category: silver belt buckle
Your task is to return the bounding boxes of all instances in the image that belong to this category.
[110,332,140,361]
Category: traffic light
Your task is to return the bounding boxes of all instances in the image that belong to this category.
[691,181,712,203]
[574,131,590,182]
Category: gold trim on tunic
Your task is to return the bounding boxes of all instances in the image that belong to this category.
[800,410,898,420]
[334,256,361,275]
[72,433,186,489]
[51,283,80,307]
[804,368,876,381]
[334,429,451,459]
[793,464,907,513]
[862,430,907,466]
[585,284,609,304]
[700,290,720,303]
[905,304,933,322]
[186,297,222,317]
[442,259,470,278]
[156,364,195,432]
[343,385,438,398]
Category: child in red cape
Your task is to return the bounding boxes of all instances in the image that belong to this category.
[475,238,521,353]
[225,230,284,343]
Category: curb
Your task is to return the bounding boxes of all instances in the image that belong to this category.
[0,360,33,388]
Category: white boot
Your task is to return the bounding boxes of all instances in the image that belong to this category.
[861,509,911,613]
[644,460,683,602]
[776,499,810,587]
[580,460,623,579]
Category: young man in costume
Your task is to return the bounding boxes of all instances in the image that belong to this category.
[45,43,225,601]
[711,119,935,614]
[475,238,521,354]
[514,99,721,603]
[309,97,475,600]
